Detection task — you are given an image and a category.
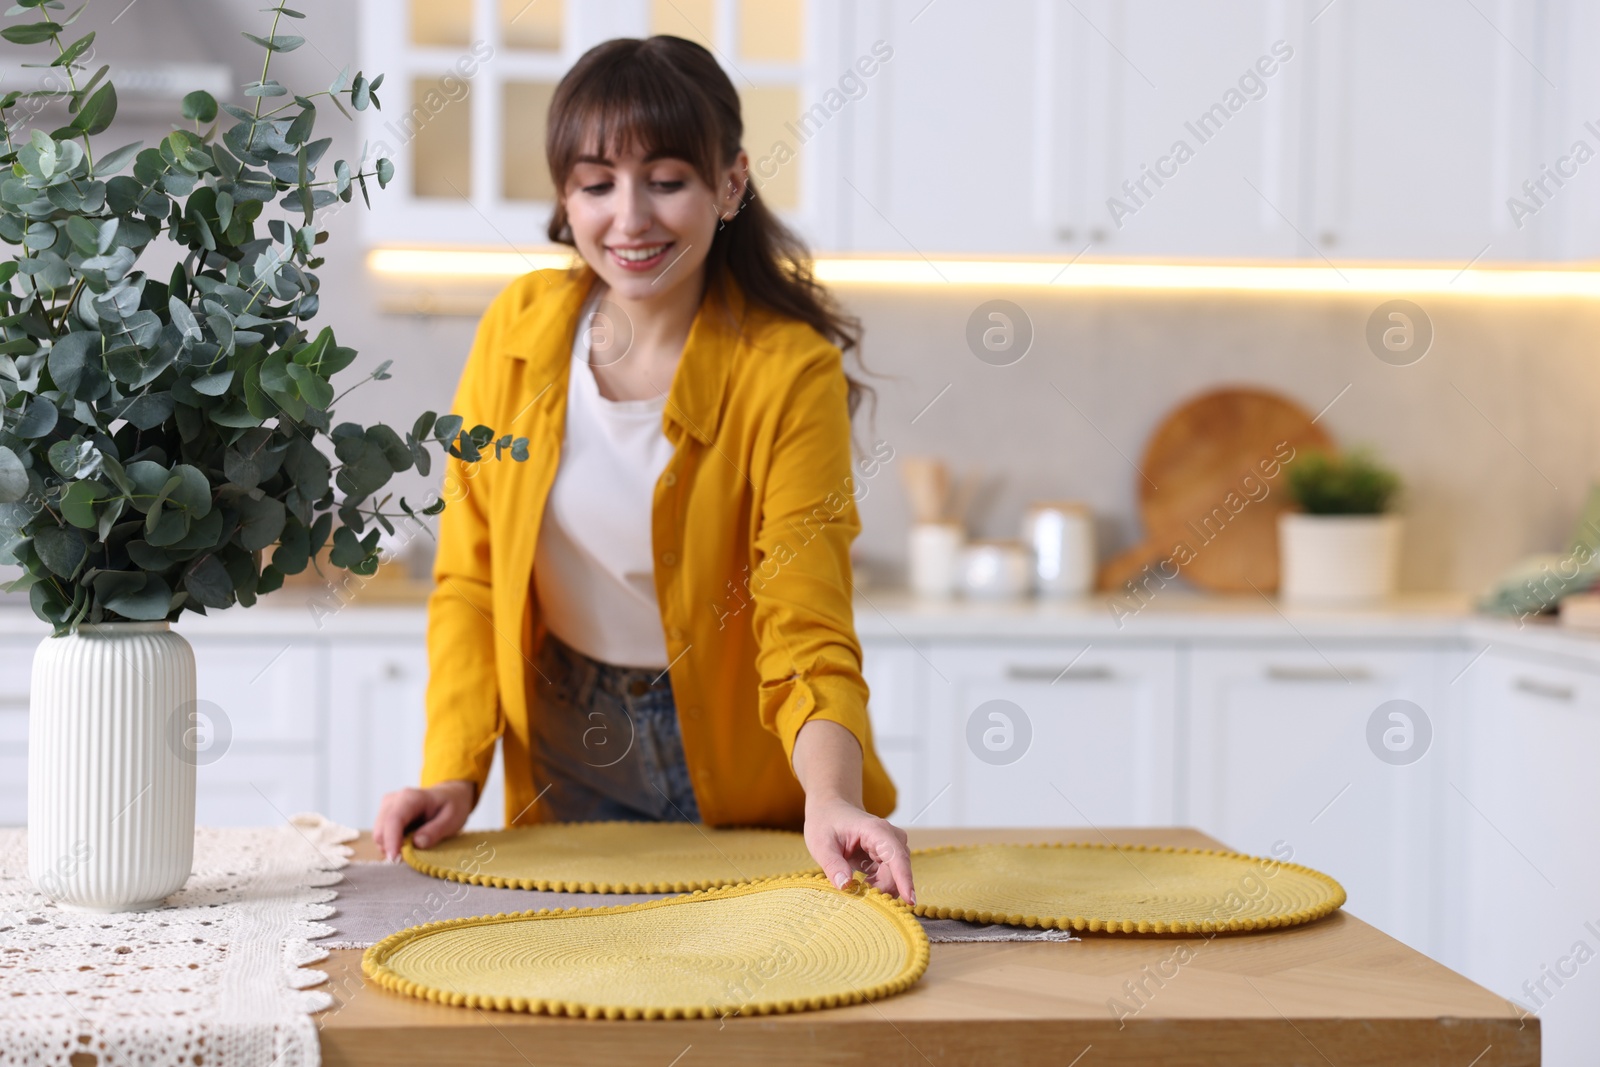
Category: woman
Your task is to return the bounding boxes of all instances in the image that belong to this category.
[373,36,913,902]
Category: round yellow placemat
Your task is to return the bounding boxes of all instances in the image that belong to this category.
[402,822,821,893]
[910,842,1345,934]
[361,874,930,1019]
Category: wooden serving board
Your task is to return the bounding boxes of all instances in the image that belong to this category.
[1097,387,1331,594]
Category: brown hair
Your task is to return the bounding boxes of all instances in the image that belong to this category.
[544,35,872,420]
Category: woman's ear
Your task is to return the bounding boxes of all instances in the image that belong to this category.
[720,151,751,221]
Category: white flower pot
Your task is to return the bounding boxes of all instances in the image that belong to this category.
[1278,512,1403,606]
[29,621,197,912]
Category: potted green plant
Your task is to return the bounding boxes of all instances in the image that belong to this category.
[0,2,529,910]
[1278,448,1403,605]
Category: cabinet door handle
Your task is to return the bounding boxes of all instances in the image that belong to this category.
[1006,664,1114,683]
[1514,676,1575,701]
[1264,665,1372,682]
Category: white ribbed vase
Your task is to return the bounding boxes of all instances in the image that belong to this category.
[28,621,197,911]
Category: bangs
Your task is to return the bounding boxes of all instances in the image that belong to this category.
[546,45,725,191]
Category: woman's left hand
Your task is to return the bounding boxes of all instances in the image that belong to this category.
[803,795,915,904]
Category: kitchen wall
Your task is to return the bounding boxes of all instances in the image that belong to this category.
[343,274,1600,597]
[5,0,1596,599]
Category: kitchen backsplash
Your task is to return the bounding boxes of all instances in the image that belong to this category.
[3,265,1590,603]
[329,272,1600,598]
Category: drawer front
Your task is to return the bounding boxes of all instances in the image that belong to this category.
[189,639,324,745]
[0,638,39,745]
[861,641,920,740]
[196,744,322,826]
[0,747,23,826]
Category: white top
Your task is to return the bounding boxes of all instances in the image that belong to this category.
[533,286,675,668]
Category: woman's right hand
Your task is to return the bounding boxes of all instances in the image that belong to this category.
[374,779,477,861]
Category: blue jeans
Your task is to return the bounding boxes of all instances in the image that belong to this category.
[527,630,702,823]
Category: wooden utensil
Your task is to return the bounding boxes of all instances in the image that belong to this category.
[901,456,952,524]
[1097,387,1332,594]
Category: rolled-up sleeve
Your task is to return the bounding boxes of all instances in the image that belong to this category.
[748,344,872,768]
[419,287,518,797]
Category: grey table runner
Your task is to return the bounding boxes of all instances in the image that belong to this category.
[323,860,1078,947]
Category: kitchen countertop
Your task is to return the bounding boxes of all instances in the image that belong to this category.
[1,587,1597,663]
[315,826,1533,1067]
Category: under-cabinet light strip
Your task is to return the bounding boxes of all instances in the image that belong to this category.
[365,248,1600,297]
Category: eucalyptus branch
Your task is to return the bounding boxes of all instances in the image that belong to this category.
[250,3,286,124]
[46,30,93,171]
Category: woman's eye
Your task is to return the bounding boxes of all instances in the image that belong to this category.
[652,180,685,191]
[581,181,613,194]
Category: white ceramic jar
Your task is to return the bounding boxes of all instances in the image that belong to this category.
[29,621,197,911]
[1022,501,1095,596]
[958,540,1033,599]
[909,521,964,597]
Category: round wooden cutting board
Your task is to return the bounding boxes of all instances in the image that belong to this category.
[1097,388,1332,594]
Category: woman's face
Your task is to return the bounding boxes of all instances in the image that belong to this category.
[562,138,748,303]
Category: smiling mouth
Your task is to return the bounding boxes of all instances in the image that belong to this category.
[607,242,673,267]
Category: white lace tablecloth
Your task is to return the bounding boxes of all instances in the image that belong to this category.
[0,813,357,1067]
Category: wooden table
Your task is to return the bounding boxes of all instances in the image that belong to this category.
[316,827,1533,1066]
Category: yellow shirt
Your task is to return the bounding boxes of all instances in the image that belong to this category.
[420,263,897,829]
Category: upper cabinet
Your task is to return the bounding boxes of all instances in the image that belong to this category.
[363,0,1598,261]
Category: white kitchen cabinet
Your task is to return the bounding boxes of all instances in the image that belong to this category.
[1451,647,1600,1067]
[1059,0,1308,259]
[915,641,1180,829]
[1186,644,1440,951]
[194,746,323,827]
[837,0,1583,260]
[0,637,31,826]
[861,639,927,821]
[325,638,506,832]
[840,1,1048,255]
[1303,0,1545,261]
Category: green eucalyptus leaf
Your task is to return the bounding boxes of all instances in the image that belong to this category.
[242,32,304,52]
[103,572,171,620]
[285,361,332,409]
[182,553,233,608]
[59,480,104,528]
[46,330,97,395]
[52,30,94,67]
[432,414,463,444]
[283,437,330,498]
[34,524,86,578]
[192,369,233,396]
[93,140,142,177]
[14,396,57,438]
[116,392,175,430]
[125,459,170,513]
[73,82,117,136]
[170,507,223,551]
[272,516,310,574]
[95,494,126,542]
[234,493,285,551]
[0,446,28,503]
[181,90,218,123]
[88,571,144,613]
[145,504,189,547]
[167,463,212,517]
[328,523,368,568]
[1,21,64,45]
[168,295,201,341]
[124,539,171,571]
[65,215,99,254]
